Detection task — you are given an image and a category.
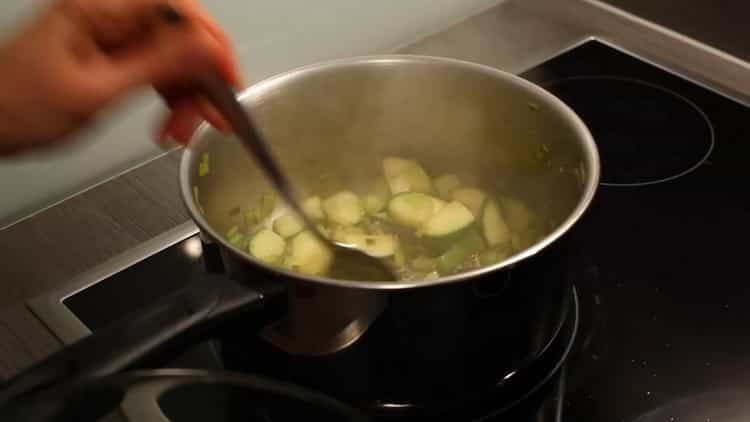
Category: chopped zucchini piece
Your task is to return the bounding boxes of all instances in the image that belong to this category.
[226,226,240,239]
[501,197,533,232]
[284,231,334,276]
[244,192,278,228]
[273,213,305,238]
[364,194,386,215]
[323,191,364,226]
[316,224,331,239]
[434,174,461,199]
[364,194,385,214]
[342,232,399,258]
[481,200,511,247]
[228,232,246,249]
[331,225,366,244]
[387,193,445,229]
[420,201,475,239]
[302,196,325,220]
[228,226,244,247]
[382,157,433,194]
[451,188,487,216]
[248,229,286,264]
[364,179,390,214]
[244,209,259,228]
[331,224,397,257]
[438,230,485,274]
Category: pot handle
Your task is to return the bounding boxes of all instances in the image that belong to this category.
[0,271,285,413]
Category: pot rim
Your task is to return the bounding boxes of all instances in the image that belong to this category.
[179,54,600,290]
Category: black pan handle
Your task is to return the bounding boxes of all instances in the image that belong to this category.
[0,271,285,409]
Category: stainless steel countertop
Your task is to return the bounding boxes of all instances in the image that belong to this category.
[1,0,750,379]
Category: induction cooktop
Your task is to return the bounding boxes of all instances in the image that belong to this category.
[28,38,750,421]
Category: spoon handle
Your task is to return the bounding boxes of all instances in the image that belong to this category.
[196,73,316,226]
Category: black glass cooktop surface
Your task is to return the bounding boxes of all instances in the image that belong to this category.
[37,39,750,422]
[521,39,750,422]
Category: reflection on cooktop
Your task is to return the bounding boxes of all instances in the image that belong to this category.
[543,76,714,186]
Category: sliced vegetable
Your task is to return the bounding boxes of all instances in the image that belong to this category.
[244,192,278,228]
[331,224,365,243]
[302,196,325,220]
[284,230,334,276]
[420,201,475,239]
[228,234,246,249]
[330,224,397,257]
[364,194,386,215]
[323,191,364,226]
[226,226,240,239]
[451,188,487,216]
[343,233,399,258]
[434,174,461,199]
[363,179,390,214]
[382,157,433,194]
[273,213,305,238]
[501,197,533,232]
[316,224,331,239]
[481,200,511,247]
[438,229,485,274]
[248,229,286,264]
[387,193,445,229]
[227,225,246,248]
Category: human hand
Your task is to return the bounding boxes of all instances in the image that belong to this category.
[0,0,243,155]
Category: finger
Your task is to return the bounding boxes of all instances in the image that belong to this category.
[158,85,231,136]
[194,95,232,133]
[157,98,200,144]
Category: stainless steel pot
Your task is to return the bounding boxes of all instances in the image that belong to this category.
[183,55,599,290]
[0,55,598,414]
[181,55,599,354]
